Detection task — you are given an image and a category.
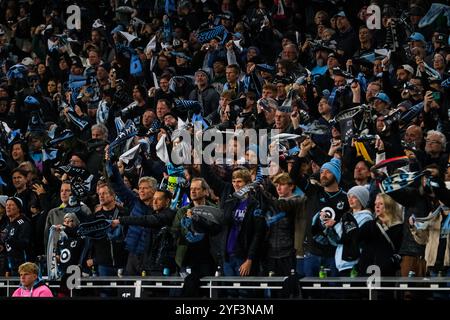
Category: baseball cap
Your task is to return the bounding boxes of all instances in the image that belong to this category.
[71,56,83,68]
[408,32,425,42]
[399,64,414,74]
[372,92,391,104]
[21,57,34,67]
[333,11,346,18]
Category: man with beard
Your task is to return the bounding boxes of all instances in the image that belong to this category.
[289,138,349,278]
[310,47,332,78]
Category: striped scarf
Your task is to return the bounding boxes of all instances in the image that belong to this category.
[380,171,426,194]
[197,25,226,44]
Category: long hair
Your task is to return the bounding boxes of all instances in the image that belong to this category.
[377,193,403,226]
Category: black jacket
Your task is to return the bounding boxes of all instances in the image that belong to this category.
[358,221,403,276]
[91,206,129,268]
[261,190,308,259]
[119,207,176,272]
[3,215,32,274]
[290,157,350,257]
[188,85,220,117]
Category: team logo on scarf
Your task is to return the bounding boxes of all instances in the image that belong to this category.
[196,25,226,44]
[380,171,426,194]
[77,219,112,240]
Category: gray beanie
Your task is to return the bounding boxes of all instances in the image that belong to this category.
[348,185,370,208]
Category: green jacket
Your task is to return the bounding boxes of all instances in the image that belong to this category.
[171,200,218,268]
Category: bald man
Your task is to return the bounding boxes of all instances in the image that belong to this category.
[404,125,423,149]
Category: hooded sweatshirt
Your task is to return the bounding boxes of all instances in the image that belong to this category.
[12,279,53,297]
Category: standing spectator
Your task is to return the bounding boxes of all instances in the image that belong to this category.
[171,178,219,279]
[111,189,175,276]
[409,203,450,279]
[325,186,373,276]
[54,213,86,278]
[11,167,38,220]
[44,181,92,248]
[358,194,403,276]
[106,148,158,276]
[223,64,245,95]
[200,164,266,282]
[87,184,128,278]
[262,173,308,279]
[2,197,31,276]
[189,69,220,117]
[291,140,349,277]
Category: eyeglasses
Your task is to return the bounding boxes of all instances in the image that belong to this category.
[425,139,442,145]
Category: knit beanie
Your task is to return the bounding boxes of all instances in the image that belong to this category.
[347,185,370,208]
[7,196,23,212]
[320,158,342,184]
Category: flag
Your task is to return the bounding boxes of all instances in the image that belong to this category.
[119,144,141,164]
[418,3,450,28]
[192,113,209,130]
[47,129,74,146]
[156,134,170,163]
[119,31,138,46]
[145,35,157,52]
[42,148,58,162]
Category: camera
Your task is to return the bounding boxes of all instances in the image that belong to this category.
[383,108,402,127]
[401,140,416,150]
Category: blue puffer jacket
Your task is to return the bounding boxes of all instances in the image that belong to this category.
[107,161,150,255]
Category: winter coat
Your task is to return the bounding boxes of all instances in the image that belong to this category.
[3,215,32,274]
[119,207,176,272]
[411,213,450,269]
[107,161,152,256]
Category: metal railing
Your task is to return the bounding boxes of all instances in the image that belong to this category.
[299,277,450,300]
[1,276,449,299]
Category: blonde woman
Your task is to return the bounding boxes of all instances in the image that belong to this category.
[357,194,403,276]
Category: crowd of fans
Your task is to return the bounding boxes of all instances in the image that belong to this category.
[0,0,450,298]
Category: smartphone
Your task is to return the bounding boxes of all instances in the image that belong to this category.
[431,91,441,101]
